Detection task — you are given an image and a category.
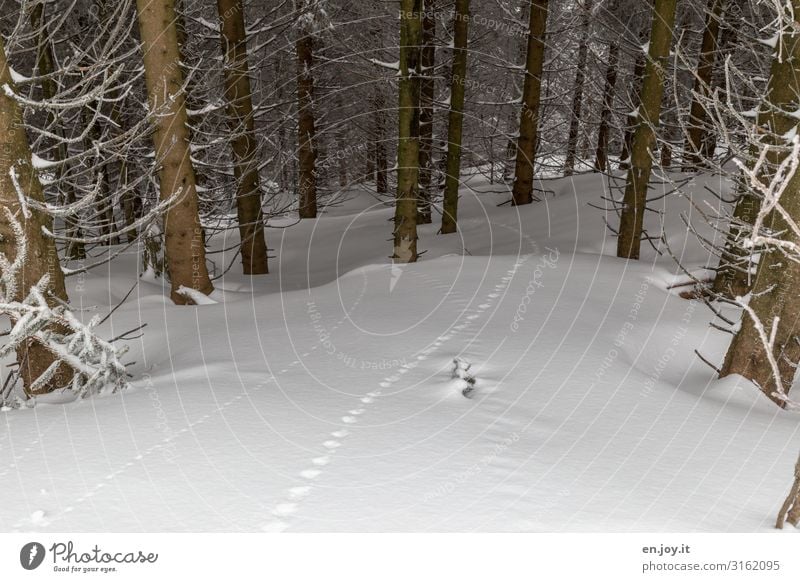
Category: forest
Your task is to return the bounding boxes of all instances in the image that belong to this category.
[1,0,800,534]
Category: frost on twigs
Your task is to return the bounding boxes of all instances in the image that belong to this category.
[0,210,128,408]
[452,357,477,398]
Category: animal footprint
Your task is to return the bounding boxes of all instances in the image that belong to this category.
[273,503,298,517]
[288,486,311,500]
[301,469,322,480]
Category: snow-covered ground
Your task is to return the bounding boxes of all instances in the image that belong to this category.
[2,172,799,532]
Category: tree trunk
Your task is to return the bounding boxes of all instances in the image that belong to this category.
[418,0,436,224]
[297,1,318,219]
[0,38,73,395]
[511,0,549,206]
[393,0,423,262]
[683,0,724,169]
[776,451,800,528]
[618,54,645,171]
[375,92,388,195]
[29,2,86,260]
[217,0,269,274]
[564,0,592,176]
[135,0,214,304]
[719,0,800,406]
[616,0,677,260]
[441,0,470,235]
[594,39,619,172]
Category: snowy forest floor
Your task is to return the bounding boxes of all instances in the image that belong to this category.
[2,171,799,532]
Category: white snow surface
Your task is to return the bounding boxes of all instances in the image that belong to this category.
[2,171,799,533]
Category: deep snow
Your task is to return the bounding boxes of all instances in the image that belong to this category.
[2,171,799,532]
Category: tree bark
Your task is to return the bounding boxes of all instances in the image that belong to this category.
[511,0,549,206]
[441,0,470,235]
[618,54,645,171]
[29,2,85,260]
[217,0,269,274]
[135,0,214,304]
[594,38,619,172]
[564,0,592,176]
[297,0,318,219]
[719,0,800,406]
[418,0,436,224]
[616,0,677,260]
[393,0,423,262]
[0,38,73,395]
[683,0,724,169]
[375,91,389,195]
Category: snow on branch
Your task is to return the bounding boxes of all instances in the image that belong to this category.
[0,210,129,407]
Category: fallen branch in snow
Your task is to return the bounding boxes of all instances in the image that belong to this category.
[0,211,129,406]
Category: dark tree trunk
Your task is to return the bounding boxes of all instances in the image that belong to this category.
[616,0,678,260]
[297,1,318,219]
[594,39,619,172]
[564,0,592,176]
[29,2,85,259]
[441,0,471,234]
[683,0,725,169]
[393,0,423,262]
[217,0,269,274]
[0,38,74,395]
[618,54,645,171]
[418,0,436,224]
[719,0,800,407]
[511,0,549,206]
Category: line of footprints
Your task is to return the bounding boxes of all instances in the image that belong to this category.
[261,256,530,532]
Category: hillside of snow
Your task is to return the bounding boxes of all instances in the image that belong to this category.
[2,172,798,532]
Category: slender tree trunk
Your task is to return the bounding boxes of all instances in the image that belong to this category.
[618,54,645,170]
[719,1,800,406]
[504,1,531,183]
[135,0,214,304]
[683,0,724,169]
[29,2,85,260]
[393,0,423,262]
[511,0,549,206]
[0,38,73,395]
[594,39,619,172]
[296,0,317,219]
[441,0,470,234]
[217,0,269,274]
[616,0,678,260]
[418,0,436,224]
[375,92,388,195]
[564,0,592,176]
